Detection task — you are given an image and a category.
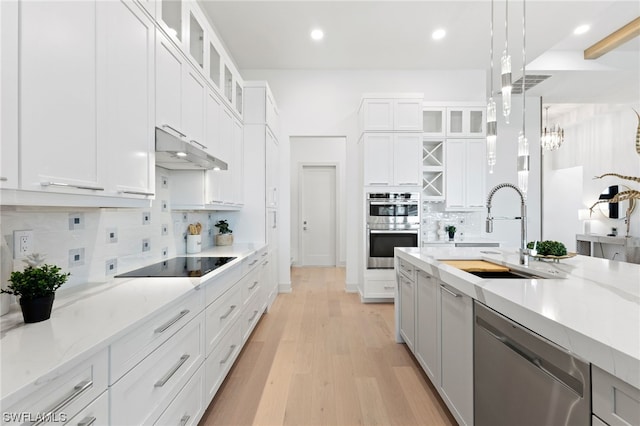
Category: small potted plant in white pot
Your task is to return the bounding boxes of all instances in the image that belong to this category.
[214,220,234,246]
[0,255,70,323]
[445,225,456,241]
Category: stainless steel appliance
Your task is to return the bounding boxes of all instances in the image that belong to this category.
[474,301,591,426]
[366,192,419,269]
[115,256,235,278]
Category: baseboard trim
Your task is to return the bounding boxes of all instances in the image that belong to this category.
[345,282,358,293]
[278,282,292,293]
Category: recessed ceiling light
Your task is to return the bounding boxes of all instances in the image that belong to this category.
[310,28,324,41]
[432,29,446,40]
[574,24,590,35]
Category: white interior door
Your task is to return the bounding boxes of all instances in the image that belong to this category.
[300,165,336,266]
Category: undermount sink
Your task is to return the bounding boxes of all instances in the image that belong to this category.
[465,270,546,279]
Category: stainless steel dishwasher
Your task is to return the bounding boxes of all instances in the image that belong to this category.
[474,301,591,426]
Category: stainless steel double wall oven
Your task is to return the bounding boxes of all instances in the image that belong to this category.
[366,192,420,268]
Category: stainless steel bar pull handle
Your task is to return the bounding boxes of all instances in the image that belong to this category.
[248,259,259,266]
[249,281,259,290]
[77,417,97,426]
[41,182,105,191]
[179,415,191,426]
[220,345,237,364]
[262,261,269,266]
[220,305,236,320]
[248,310,259,322]
[0,177,7,181]
[162,124,186,138]
[440,285,461,298]
[29,380,93,426]
[119,190,155,196]
[155,354,190,387]
[190,139,208,150]
[154,309,190,334]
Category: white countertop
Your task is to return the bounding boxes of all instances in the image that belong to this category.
[396,246,640,389]
[0,243,265,408]
[422,237,502,245]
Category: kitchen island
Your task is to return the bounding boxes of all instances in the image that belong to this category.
[395,246,640,425]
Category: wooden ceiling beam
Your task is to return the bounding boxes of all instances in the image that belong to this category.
[584,16,640,60]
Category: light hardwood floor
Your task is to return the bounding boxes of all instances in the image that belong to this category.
[199,267,456,426]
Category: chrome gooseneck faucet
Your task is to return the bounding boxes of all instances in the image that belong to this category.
[486,183,529,265]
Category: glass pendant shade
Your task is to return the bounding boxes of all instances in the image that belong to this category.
[517,130,529,198]
[501,51,512,123]
[541,108,564,151]
[486,97,497,173]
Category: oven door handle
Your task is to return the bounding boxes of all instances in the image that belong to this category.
[369,201,418,206]
[369,230,419,234]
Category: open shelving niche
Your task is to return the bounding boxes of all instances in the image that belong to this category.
[422,138,445,202]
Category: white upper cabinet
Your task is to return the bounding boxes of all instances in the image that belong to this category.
[447,107,486,137]
[156,31,183,134]
[266,129,279,208]
[157,0,183,44]
[231,118,244,205]
[188,11,204,69]
[99,0,155,197]
[182,66,206,148]
[422,108,446,137]
[393,133,423,187]
[19,1,103,193]
[445,139,486,210]
[359,95,423,133]
[205,89,222,161]
[362,133,421,187]
[208,42,222,90]
[1,1,19,189]
[244,82,279,135]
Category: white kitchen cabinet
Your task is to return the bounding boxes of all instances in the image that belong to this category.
[362,133,421,187]
[439,282,474,426]
[156,31,183,134]
[1,1,18,190]
[445,139,486,210]
[3,348,108,425]
[592,364,640,426]
[447,107,486,137]
[205,320,242,403]
[359,96,423,132]
[415,271,439,383]
[231,117,244,206]
[154,364,206,426]
[187,10,205,70]
[63,390,109,426]
[100,0,155,198]
[157,0,183,44]
[422,107,447,137]
[19,1,103,194]
[182,66,206,149]
[110,312,205,426]
[422,139,445,201]
[266,129,279,208]
[205,88,223,161]
[398,274,415,351]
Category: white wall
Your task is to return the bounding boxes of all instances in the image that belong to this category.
[543,104,640,252]
[240,69,489,289]
[290,137,347,266]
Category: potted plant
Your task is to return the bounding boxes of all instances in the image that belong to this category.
[214,220,234,246]
[0,255,70,323]
[445,225,456,241]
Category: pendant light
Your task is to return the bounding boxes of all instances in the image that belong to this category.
[501,0,512,124]
[541,106,565,151]
[487,0,497,174]
[517,0,529,198]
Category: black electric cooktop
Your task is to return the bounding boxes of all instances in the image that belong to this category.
[115,256,236,278]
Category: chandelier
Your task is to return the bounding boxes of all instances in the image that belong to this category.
[501,0,512,124]
[541,106,565,151]
[486,0,497,173]
[517,0,529,198]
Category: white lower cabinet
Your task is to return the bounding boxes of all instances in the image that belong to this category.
[398,274,415,351]
[2,348,108,426]
[415,271,438,383]
[439,283,474,425]
[205,321,242,403]
[110,312,205,426]
[154,364,206,426]
[64,389,109,426]
[205,283,243,356]
[592,365,640,426]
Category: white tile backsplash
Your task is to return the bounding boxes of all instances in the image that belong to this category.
[422,202,482,242]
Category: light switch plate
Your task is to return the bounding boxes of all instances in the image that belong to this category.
[69,248,85,267]
[106,228,118,243]
[142,238,151,252]
[69,213,84,230]
[142,212,151,225]
[105,259,117,275]
[161,224,169,236]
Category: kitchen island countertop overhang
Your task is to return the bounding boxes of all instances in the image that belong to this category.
[395,246,640,390]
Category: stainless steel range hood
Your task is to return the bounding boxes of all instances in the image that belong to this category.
[155,127,227,170]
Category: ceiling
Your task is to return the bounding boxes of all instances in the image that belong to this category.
[198,1,640,109]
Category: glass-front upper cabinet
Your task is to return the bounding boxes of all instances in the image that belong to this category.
[160,0,182,41]
[224,65,233,103]
[422,108,446,137]
[235,82,243,114]
[189,12,204,68]
[446,107,486,137]
[209,42,221,88]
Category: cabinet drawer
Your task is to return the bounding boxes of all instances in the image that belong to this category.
[3,348,108,426]
[205,264,241,307]
[205,322,242,403]
[242,251,260,276]
[364,279,396,298]
[110,313,205,426]
[110,290,203,383]
[242,295,264,343]
[592,365,640,426]
[154,363,206,426]
[206,283,242,356]
[242,267,261,305]
[64,389,109,426]
[398,258,416,281]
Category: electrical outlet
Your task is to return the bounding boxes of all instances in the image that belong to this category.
[161,224,169,236]
[161,176,169,188]
[68,248,85,267]
[142,238,151,252]
[69,213,84,230]
[161,201,168,212]
[161,247,168,258]
[105,259,117,275]
[13,230,34,259]
[106,228,118,243]
[142,212,151,225]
